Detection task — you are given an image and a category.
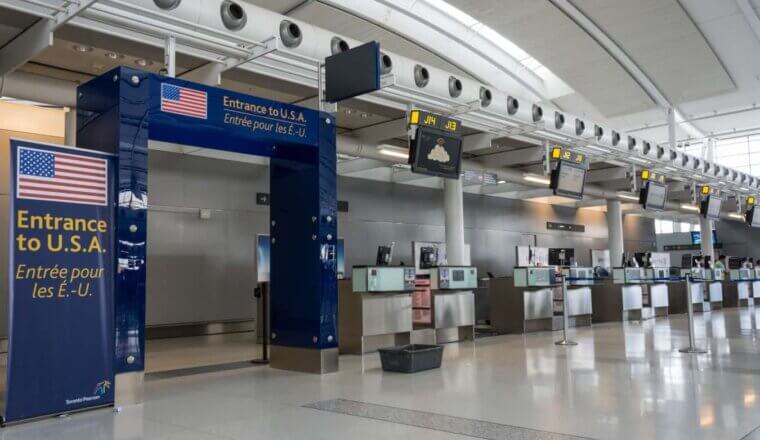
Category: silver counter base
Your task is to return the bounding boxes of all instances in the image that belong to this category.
[551,315,592,330]
[432,291,475,344]
[270,346,338,374]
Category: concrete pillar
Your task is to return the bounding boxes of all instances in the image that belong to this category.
[606,199,625,267]
[699,215,714,262]
[64,108,76,146]
[444,178,465,266]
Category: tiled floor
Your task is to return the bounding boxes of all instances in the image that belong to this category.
[4,308,760,439]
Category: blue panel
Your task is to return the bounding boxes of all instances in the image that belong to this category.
[270,113,337,349]
[77,67,149,373]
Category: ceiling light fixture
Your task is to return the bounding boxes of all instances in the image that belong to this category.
[135,59,152,67]
[617,193,639,202]
[681,204,700,212]
[105,52,122,60]
[523,174,551,185]
[377,147,409,160]
[728,213,744,220]
[73,44,93,53]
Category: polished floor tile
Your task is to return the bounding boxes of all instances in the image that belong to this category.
[4,308,760,439]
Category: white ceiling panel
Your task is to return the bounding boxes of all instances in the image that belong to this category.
[572,0,735,105]
[243,0,307,14]
[446,0,656,117]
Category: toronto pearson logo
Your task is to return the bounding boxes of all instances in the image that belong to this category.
[94,380,111,396]
[427,138,451,163]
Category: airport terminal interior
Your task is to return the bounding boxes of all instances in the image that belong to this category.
[5,0,760,439]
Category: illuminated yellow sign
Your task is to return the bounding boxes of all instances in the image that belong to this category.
[749,196,756,206]
[408,110,461,135]
[551,147,562,159]
[641,169,650,181]
[701,185,711,195]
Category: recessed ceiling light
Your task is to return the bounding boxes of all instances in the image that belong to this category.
[361,113,369,119]
[73,44,93,53]
[135,59,152,67]
[105,52,123,60]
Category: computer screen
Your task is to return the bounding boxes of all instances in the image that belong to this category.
[704,196,723,219]
[552,161,586,199]
[641,181,667,211]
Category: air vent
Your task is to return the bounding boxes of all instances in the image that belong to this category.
[448,76,462,98]
[611,131,621,146]
[657,145,665,159]
[380,53,393,75]
[642,141,651,155]
[154,0,181,9]
[628,137,637,151]
[330,37,349,55]
[575,119,585,136]
[507,96,519,115]
[532,104,543,122]
[479,87,492,107]
[414,65,429,88]
[554,112,565,130]
[594,125,604,140]
[279,20,302,48]
[220,1,247,31]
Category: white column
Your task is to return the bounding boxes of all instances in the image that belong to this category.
[668,107,677,149]
[699,215,714,262]
[606,199,625,267]
[444,178,465,266]
[64,107,76,146]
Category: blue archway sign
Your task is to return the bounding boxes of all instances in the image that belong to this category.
[75,67,338,379]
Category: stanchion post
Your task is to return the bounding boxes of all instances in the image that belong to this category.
[556,274,578,346]
[679,275,707,354]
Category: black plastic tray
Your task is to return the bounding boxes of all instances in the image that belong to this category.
[378,344,443,373]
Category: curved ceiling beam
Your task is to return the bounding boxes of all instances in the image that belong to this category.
[549,0,705,140]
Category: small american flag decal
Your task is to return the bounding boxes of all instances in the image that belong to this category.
[17,147,108,206]
[161,83,208,119]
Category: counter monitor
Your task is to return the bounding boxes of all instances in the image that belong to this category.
[701,195,723,220]
[551,160,586,199]
[639,181,667,211]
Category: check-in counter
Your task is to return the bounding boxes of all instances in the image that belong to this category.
[338,266,416,354]
[645,267,671,317]
[558,267,594,329]
[490,267,557,334]
[704,269,724,309]
[592,268,646,322]
[752,268,760,304]
[724,269,754,307]
[428,267,476,343]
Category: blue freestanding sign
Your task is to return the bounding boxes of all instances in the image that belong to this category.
[5,140,115,423]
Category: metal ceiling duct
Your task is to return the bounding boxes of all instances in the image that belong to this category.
[153,0,181,10]
[279,20,303,48]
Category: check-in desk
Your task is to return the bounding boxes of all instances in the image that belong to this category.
[592,268,646,322]
[704,269,724,310]
[428,267,477,343]
[490,267,557,334]
[338,266,416,354]
[724,269,754,308]
[557,267,594,329]
[753,268,760,305]
[645,267,671,317]
[679,268,709,313]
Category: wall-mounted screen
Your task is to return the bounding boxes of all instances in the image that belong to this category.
[639,181,667,211]
[700,195,723,219]
[551,160,586,199]
[548,248,575,266]
[410,126,463,179]
[691,230,718,245]
[325,41,381,103]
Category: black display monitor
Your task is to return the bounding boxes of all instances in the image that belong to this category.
[551,160,586,199]
[548,248,575,266]
[700,195,723,219]
[639,181,667,211]
[419,246,438,269]
[376,246,393,266]
[409,126,463,179]
[747,205,760,228]
[325,41,381,103]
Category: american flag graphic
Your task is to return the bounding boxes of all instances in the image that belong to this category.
[161,83,208,119]
[17,147,108,206]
